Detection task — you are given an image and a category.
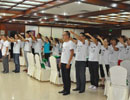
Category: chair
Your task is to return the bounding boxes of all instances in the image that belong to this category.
[107,66,128,100]
[34,55,50,81]
[27,53,36,77]
[121,60,130,87]
[49,56,62,85]
[20,49,26,66]
[71,58,76,82]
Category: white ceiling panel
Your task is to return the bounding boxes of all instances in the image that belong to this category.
[45,2,110,16]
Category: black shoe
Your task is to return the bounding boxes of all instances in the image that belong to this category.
[15,71,20,73]
[63,92,70,96]
[12,70,16,72]
[73,88,79,91]
[2,71,5,73]
[58,90,65,94]
[79,91,85,93]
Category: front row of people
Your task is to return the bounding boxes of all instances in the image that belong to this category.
[0,31,130,96]
[59,31,130,96]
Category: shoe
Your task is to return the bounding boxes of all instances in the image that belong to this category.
[79,91,85,93]
[12,70,16,72]
[15,71,20,73]
[73,88,79,91]
[63,92,70,96]
[92,86,97,90]
[23,69,27,72]
[58,90,65,94]
[2,71,5,73]
[88,85,94,89]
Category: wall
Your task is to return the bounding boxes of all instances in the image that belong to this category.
[25,25,84,38]
[122,30,130,38]
[0,23,25,34]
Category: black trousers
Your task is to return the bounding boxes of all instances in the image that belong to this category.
[100,64,110,78]
[75,61,86,91]
[45,53,50,61]
[61,63,71,92]
[88,61,99,87]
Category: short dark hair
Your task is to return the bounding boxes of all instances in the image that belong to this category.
[64,31,70,37]
[26,30,31,34]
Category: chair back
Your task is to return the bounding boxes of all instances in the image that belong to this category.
[35,55,41,69]
[110,66,127,86]
[49,56,57,70]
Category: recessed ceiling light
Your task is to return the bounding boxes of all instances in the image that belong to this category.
[44,17,47,20]
[54,18,59,21]
[41,10,45,13]
[33,13,37,16]
[111,3,118,8]
[78,15,84,17]
[29,20,33,22]
[75,1,81,4]
[12,19,16,21]
[25,21,28,24]
[54,15,58,18]
[40,21,44,23]
[63,12,67,16]
[39,18,42,21]
[3,13,6,16]
[9,20,12,23]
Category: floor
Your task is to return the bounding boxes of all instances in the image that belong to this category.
[0,62,106,100]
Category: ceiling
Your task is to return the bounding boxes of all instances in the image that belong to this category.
[0,0,130,29]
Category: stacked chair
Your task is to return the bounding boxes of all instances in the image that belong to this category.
[27,53,50,81]
[107,66,129,100]
[27,53,36,77]
[19,49,26,66]
[49,56,62,85]
[34,55,50,81]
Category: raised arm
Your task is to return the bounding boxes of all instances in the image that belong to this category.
[97,36,108,48]
[85,33,98,45]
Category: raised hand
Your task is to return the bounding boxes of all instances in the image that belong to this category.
[70,31,75,34]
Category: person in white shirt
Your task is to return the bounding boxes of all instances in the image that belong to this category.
[1,34,10,73]
[51,38,60,56]
[8,34,21,73]
[86,33,101,90]
[19,31,32,72]
[70,31,88,93]
[58,31,74,96]
[125,38,130,60]
[109,38,119,67]
[97,36,110,87]
[31,33,43,62]
[117,36,127,65]
[0,36,3,59]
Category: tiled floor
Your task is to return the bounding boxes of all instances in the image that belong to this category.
[0,62,106,100]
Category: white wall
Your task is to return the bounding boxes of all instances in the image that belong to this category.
[52,27,63,38]
[122,30,130,38]
[25,25,84,38]
[39,26,51,37]
[25,25,38,35]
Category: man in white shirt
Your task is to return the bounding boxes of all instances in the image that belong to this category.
[117,36,127,65]
[1,34,10,73]
[109,38,119,67]
[125,38,130,60]
[70,31,88,93]
[19,31,32,71]
[31,33,43,62]
[58,31,74,96]
[8,34,21,73]
[86,33,101,90]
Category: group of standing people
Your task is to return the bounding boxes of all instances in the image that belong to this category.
[0,30,130,96]
[58,31,130,96]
